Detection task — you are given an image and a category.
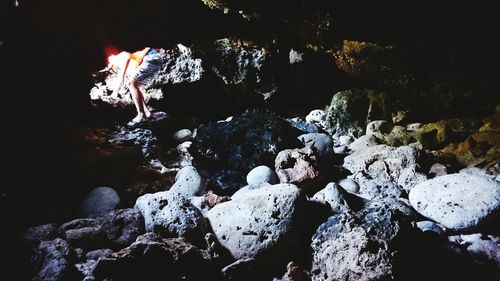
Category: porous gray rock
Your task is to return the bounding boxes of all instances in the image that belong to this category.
[305,109,326,124]
[311,182,349,213]
[448,234,500,267]
[409,173,500,231]
[172,129,193,143]
[366,120,394,135]
[207,184,305,261]
[416,221,444,235]
[95,208,145,249]
[63,219,108,251]
[86,249,113,261]
[344,144,427,192]
[246,165,278,187]
[135,190,208,243]
[80,187,120,217]
[428,163,448,178]
[190,109,300,194]
[31,238,80,281]
[23,224,64,243]
[170,165,206,198]
[93,233,217,281]
[275,147,322,187]
[351,172,405,200]
[325,88,394,137]
[298,133,333,159]
[338,178,359,194]
[311,200,414,281]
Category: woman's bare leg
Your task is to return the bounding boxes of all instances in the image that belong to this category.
[129,80,148,122]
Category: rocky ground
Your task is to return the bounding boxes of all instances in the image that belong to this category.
[18,43,499,281]
[4,1,500,280]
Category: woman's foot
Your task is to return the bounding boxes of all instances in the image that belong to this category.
[127,114,148,126]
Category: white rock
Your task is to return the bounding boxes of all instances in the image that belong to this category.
[246,165,278,187]
[135,191,208,242]
[406,123,423,131]
[348,134,378,152]
[333,145,348,154]
[311,182,348,212]
[80,187,120,217]
[298,133,333,158]
[289,49,304,64]
[305,110,326,123]
[338,178,359,194]
[207,184,304,260]
[344,144,425,192]
[416,221,444,235]
[409,173,500,231]
[170,165,205,198]
[338,135,352,146]
[172,129,193,143]
[366,120,393,135]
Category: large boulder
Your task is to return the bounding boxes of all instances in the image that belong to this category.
[275,147,322,188]
[30,238,81,281]
[190,109,301,194]
[409,172,500,231]
[212,38,279,101]
[135,190,208,244]
[93,233,219,281]
[169,165,206,198]
[95,208,145,249]
[325,88,394,137]
[61,219,108,251]
[246,165,278,187]
[79,187,121,217]
[23,224,64,244]
[206,184,305,264]
[415,118,480,150]
[311,200,415,281]
[343,144,427,192]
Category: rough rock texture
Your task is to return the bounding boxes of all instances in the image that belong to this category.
[298,133,333,159]
[93,233,220,281]
[311,182,349,213]
[135,190,208,243]
[207,184,305,263]
[246,165,278,187]
[343,144,427,192]
[31,238,80,281]
[95,208,145,249]
[190,109,300,194]
[213,38,278,100]
[311,200,414,281]
[273,261,309,281]
[80,187,121,217]
[440,110,500,172]
[23,224,64,243]
[325,88,394,137]
[61,219,108,251]
[169,165,206,198]
[409,173,500,231]
[416,221,444,235]
[172,129,193,143]
[415,118,480,150]
[448,234,500,267]
[275,147,322,187]
[338,178,359,194]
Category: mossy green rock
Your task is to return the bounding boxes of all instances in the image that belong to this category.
[326,88,394,137]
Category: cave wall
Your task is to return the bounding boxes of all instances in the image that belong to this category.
[2,0,500,233]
